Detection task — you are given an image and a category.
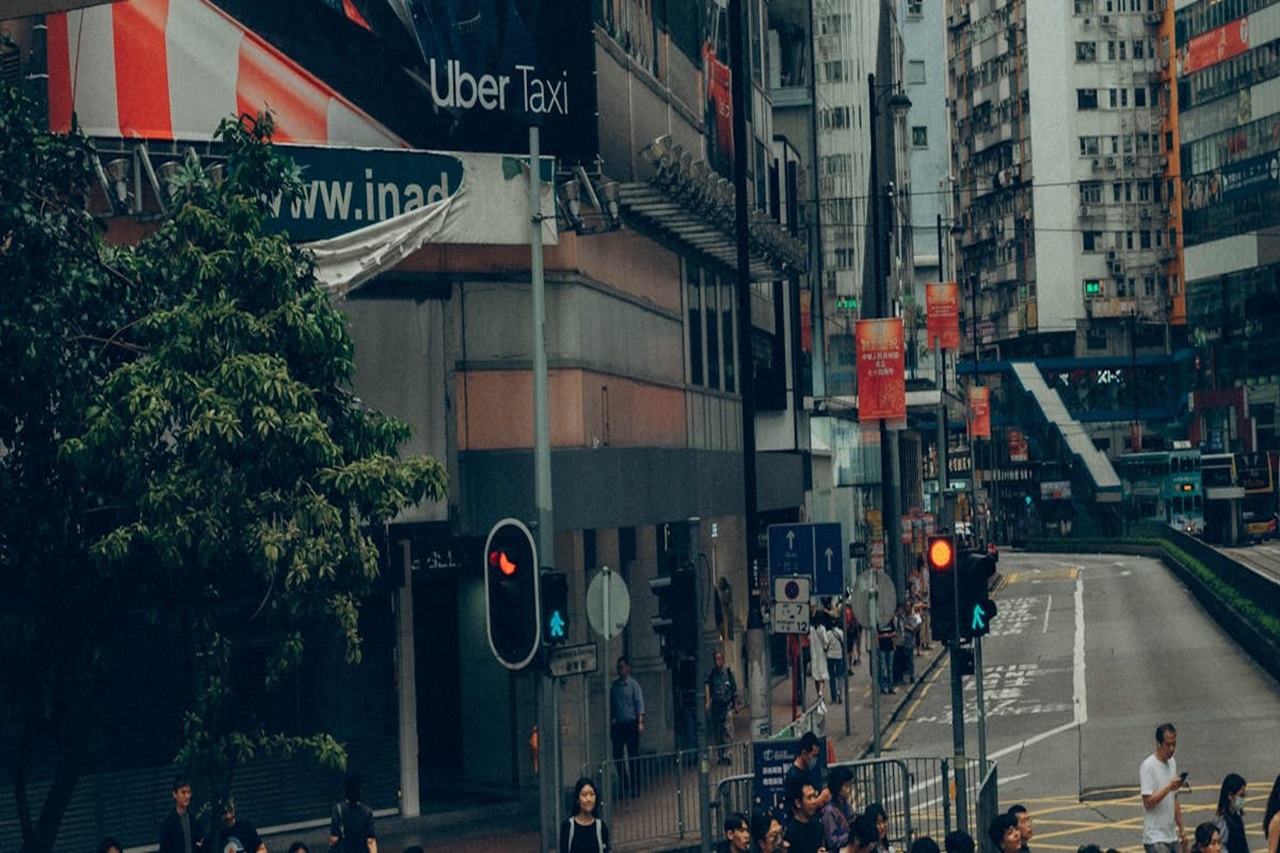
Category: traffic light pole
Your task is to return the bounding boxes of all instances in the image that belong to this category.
[948,565,968,834]
[529,126,560,853]
[975,635,988,770]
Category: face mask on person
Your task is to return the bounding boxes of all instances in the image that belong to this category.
[1232,795,1245,814]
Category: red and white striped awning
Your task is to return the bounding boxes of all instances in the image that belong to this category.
[47,0,404,148]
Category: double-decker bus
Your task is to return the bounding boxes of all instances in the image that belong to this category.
[1238,451,1279,542]
[1118,448,1205,535]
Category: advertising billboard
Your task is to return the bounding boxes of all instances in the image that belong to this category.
[856,318,906,422]
[925,281,961,351]
[49,0,599,161]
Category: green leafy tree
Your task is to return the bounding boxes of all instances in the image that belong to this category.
[0,84,447,853]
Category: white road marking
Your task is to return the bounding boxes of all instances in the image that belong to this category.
[1043,594,1052,634]
[988,575,1087,762]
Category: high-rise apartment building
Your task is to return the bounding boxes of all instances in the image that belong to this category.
[1175,0,1280,452]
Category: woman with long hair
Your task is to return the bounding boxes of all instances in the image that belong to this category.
[1261,774,1280,853]
[1214,773,1249,853]
[560,776,610,853]
[1192,821,1223,853]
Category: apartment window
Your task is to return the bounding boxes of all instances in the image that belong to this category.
[1076,42,1097,62]
[1140,230,1152,249]
[912,126,928,147]
[1087,327,1108,350]
[687,264,704,386]
[1081,181,1103,204]
[1135,87,1147,107]
[1078,89,1099,109]
[1113,183,1123,202]
[1080,136,1101,155]
[1109,89,1118,108]
[907,60,926,85]
[1084,231,1103,251]
[824,60,844,82]
[907,0,923,15]
[1075,0,1095,12]
[1120,88,1129,107]
[1133,39,1146,59]
[1108,41,1117,60]
[1119,41,1127,60]
[1138,181,1152,201]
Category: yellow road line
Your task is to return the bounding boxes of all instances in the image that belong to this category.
[883,662,945,749]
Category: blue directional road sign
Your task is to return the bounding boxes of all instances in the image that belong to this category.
[767,523,845,597]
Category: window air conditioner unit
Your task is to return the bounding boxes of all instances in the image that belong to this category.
[1092,157,1102,170]
[1140,208,1151,219]
[1110,261,1124,276]
[1105,156,1116,168]
[1125,155,1136,166]
[1146,11,1162,24]
[1101,14,1112,25]
[1079,205,1091,218]
[1107,249,1118,261]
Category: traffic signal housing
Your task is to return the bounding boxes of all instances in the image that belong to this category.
[649,567,697,659]
[958,549,998,639]
[925,534,957,644]
[540,569,569,646]
[484,519,541,669]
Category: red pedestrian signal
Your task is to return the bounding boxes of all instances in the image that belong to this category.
[926,535,957,642]
[926,535,955,573]
[484,519,541,670]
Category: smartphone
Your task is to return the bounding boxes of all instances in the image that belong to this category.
[1179,771,1189,783]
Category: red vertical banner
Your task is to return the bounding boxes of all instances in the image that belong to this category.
[969,386,991,439]
[856,318,906,421]
[925,281,961,350]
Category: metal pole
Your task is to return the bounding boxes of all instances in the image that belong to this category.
[936,337,948,531]
[868,72,903,598]
[729,0,769,744]
[949,563,968,832]
[975,635,988,769]
[969,275,980,544]
[530,126,559,853]
[868,575,881,756]
[693,544,712,853]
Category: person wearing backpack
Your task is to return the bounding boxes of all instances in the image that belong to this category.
[704,649,739,764]
[560,777,610,853]
[328,773,376,853]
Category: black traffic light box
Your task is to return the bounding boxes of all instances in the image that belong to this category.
[540,569,569,646]
[958,550,998,639]
[483,519,541,669]
[649,567,697,658]
[925,534,957,644]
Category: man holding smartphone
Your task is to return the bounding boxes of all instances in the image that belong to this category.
[1141,723,1188,853]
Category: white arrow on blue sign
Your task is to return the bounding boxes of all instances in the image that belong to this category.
[767,523,846,597]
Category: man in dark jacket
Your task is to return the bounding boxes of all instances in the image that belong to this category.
[159,776,205,853]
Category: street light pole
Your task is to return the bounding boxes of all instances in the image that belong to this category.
[867,72,909,598]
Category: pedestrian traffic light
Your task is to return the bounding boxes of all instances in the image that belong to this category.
[925,534,957,643]
[958,550,998,639]
[540,569,569,646]
[649,567,697,658]
[483,519,541,669]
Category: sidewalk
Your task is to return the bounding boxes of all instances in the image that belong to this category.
[304,642,949,853]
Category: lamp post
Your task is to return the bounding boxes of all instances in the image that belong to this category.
[866,73,912,598]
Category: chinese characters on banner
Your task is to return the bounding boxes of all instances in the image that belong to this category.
[856,318,906,421]
[925,282,961,350]
[969,386,991,439]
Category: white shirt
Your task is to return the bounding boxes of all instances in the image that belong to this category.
[1140,752,1179,843]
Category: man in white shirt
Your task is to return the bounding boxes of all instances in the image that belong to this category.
[1140,722,1188,853]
